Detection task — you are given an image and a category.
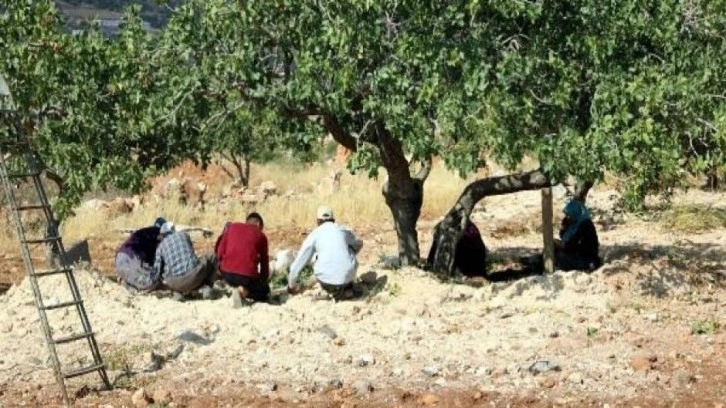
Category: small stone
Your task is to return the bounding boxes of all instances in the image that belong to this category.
[131,388,151,407]
[568,372,584,385]
[334,338,346,346]
[645,313,659,322]
[670,370,695,388]
[318,325,337,339]
[419,394,440,405]
[630,357,654,371]
[528,360,561,375]
[152,389,172,405]
[352,379,374,394]
[0,322,12,333]
[475,366,492,377]
[548,331,559,338]
[540,377,557,388]
[422,366,440,377]
[433,378,447,387]
[357,354,375,367]
[473,391,483,400]
[256,381,278,393]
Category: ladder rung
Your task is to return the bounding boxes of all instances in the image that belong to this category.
[41,300,82,311]
[54,331,94,345]
[31,268,71,278]
[63,363,105,379]
[23,236,60,244]
[16,204,49,211]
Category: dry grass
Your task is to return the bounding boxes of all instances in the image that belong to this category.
[49,162,474,243]
[659,204,726,234]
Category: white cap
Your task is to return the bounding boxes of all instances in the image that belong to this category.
[316,206,334,221]
[160,222,176,235]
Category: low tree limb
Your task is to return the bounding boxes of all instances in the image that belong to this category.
[429,169,554,275]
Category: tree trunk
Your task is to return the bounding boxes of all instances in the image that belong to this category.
[429,169,553,276]
[232,155,251,188]
[377,126,427,266]
[220,153,251,187]
[383,177,424,266]
[572,180,594,202]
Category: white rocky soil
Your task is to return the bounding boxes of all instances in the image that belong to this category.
[0,189,724,406]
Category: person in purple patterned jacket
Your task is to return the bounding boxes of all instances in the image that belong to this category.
[115,217,166,292]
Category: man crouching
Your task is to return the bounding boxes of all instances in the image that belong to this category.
[287,206,363,301]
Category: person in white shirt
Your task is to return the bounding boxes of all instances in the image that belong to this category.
[287,206,363,300]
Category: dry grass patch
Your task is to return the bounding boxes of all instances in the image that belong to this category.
[56,163,472,243]
[659,204,726,234]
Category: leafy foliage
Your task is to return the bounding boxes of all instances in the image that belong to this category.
[1,0,724,255]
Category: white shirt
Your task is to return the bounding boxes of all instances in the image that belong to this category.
[288,222,363,288]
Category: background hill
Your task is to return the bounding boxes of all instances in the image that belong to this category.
[54,0,182,29]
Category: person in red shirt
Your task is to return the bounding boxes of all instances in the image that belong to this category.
[215,212,270,306]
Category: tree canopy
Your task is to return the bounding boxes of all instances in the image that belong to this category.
[1,0,724,263]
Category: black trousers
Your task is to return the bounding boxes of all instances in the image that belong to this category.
[221,272,271,302]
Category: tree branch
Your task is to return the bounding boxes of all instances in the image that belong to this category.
[412,157,433,181]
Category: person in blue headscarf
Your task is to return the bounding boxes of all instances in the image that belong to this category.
[554,200,601,271]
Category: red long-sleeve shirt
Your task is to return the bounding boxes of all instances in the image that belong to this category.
[215,222,269,280]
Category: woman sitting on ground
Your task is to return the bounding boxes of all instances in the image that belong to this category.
[554,200,601,272]
[426,219,488,277]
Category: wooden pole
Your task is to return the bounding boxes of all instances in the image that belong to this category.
[541,187,554,274]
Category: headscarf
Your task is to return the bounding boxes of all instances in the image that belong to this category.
[560,200,591,243]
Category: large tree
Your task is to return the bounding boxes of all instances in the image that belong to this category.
[0,1,214,219]
[153,0,510,265]
[1,0,723,269]
[158,0,724,267]
[429,0,726,274]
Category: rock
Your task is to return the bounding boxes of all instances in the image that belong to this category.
[419,394,440,406]
[357,354,375,367]
[433,378,447,387]
[131,388,151,407]
[259,181,278,196]
[318,325,337,339]
[548,331,560,338]
[256,381,278,393]
[152,389,172,405]
[334,338,346,346]
[670,370,695,388]
[541,377,557,388]
[630,357,654,371]
[422,366,440,377]
[352,379,374,394]
[240,193,265,203]
[80,199,108,211]
[568,372,584,385]
[528,360,561,375]
[475,366,492,377]
[0,321,12,333]
[106,197,133,216]
[359,271,378,286]
[177,330,213,345]
[645,313,659,322]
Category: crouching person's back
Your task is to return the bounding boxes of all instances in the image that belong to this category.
[155,223,217,296]
[287,206,363,301]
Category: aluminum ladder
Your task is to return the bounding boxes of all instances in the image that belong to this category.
[0,79,110,406]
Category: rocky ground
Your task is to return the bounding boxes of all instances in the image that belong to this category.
[0,188,725,407]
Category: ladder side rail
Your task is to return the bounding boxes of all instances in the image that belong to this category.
[22,130,110,388]
[0,140,70,405]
